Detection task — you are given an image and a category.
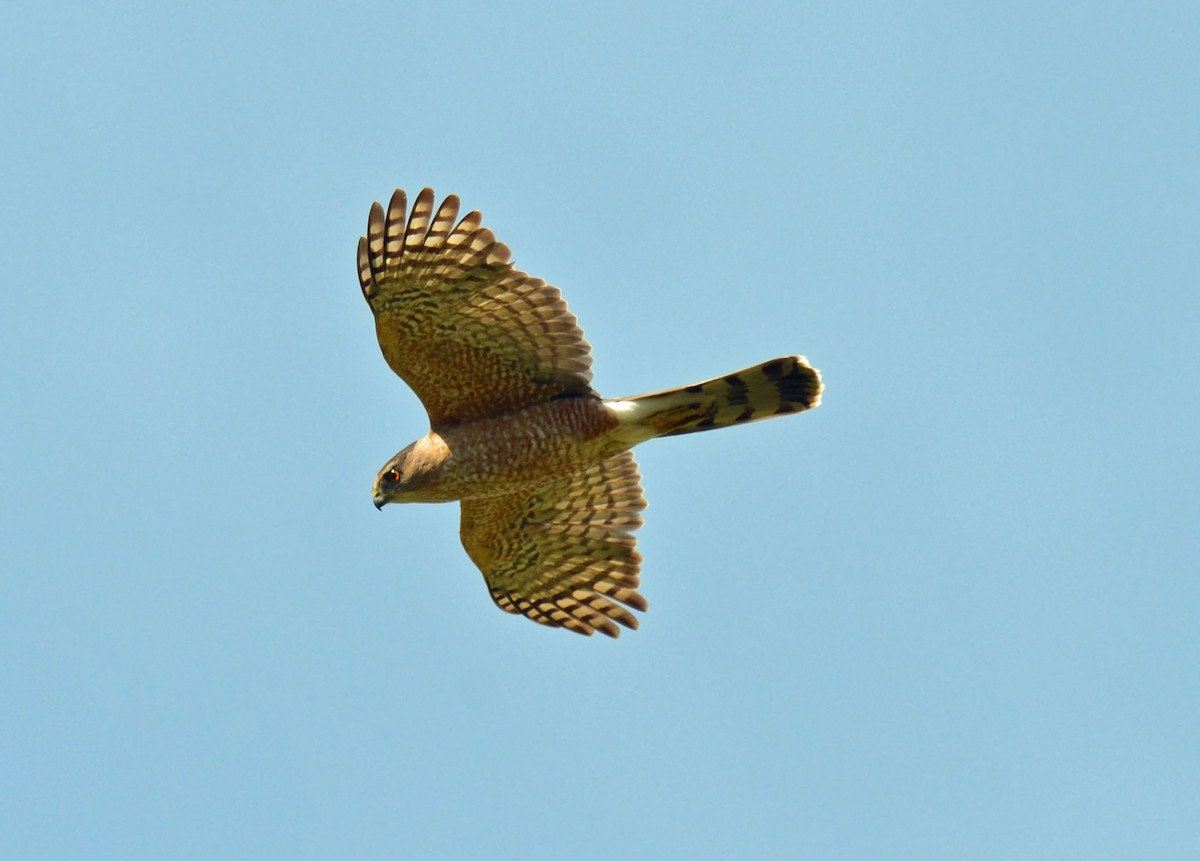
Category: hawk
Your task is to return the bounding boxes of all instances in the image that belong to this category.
[359,188,823,637]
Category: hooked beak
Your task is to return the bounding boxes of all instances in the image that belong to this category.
[373,493,385,510]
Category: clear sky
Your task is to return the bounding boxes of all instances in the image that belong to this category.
[3,2,1197,858]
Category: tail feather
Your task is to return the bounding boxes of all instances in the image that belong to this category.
[613,356,823,440]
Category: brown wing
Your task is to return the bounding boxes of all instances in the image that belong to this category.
[459,452,649,638]
[357,188,596,427]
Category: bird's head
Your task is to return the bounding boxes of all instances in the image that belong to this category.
[372,434,451,508]
[372,447,412,509]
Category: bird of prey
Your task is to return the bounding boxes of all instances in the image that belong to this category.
[358,187,822,637]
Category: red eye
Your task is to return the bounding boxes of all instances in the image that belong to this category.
[387,468,401,483]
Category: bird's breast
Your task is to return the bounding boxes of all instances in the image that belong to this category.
[433,397,622,499]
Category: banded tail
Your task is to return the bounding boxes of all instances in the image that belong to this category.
[609,356,823,441]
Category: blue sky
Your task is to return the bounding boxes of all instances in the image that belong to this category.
[3,2,1197,858]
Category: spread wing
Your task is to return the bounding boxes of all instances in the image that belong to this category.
[357,188,596,427]
[459,452,649,638]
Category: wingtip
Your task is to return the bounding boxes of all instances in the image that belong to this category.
[356,235,374,296]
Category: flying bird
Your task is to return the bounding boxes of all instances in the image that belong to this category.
[358,188,822,637]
